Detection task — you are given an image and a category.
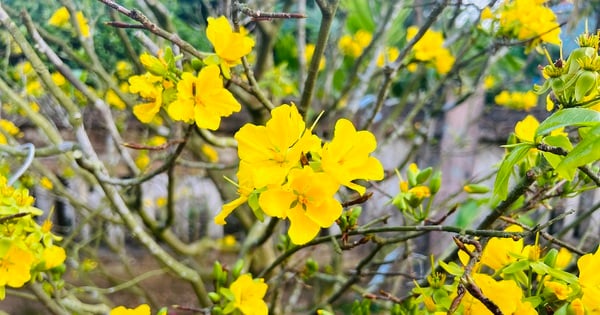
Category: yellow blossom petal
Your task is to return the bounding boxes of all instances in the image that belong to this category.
[206,16,255,67]
[229,274,268,315]
[514,115,539,142]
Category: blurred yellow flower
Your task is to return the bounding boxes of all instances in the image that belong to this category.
[201,143,219,162]
[406,26,455,74]
[48,7,70,27]
[51,72,66,86]
[167,65,241,130]
[48,6,90,38]
[105,89,126,110]
[489,0,560,47]
[495,90,538,111]
[40,177,54,190]
[135,152,150,170]
[42,245,66,270]
[339,30,372,58]
[75,12,90,38]
[484,75,496,89]
[109,304,151,315]
[544,281,572,300]
[514,115,539,143]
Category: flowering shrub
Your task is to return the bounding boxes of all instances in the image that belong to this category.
[0,1,598,314]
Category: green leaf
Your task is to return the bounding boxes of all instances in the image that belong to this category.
[438,261,464,277]
[493,144,533,200]
[502,259,530,274]
[535,108,600,137]
[555,123,600,179]
[247,192,264,222]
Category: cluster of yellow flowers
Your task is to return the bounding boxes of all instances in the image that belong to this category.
[128,16,254,129]
[406,26,455,75]
[0,119,22,145]
[440,225,598,314]
[215,104,384,244]
[0,175,66,300]
[48,6,90,38]
[494,90,538,111]
[481,0,560,48]
[338,30,372,58]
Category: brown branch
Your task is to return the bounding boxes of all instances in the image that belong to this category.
[234,1,306,20]
[97,0,209,59]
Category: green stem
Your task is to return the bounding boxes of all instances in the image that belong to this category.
[299,0,340,119]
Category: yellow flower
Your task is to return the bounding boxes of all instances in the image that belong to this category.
[40,177,54,190]
[116,61,133,79]
[206,16,255,68]
[555,247,572,269]
[106,89,126,110]
[201,143,219,162]
[495,91,538,111]
[514,115,539,142]
[481,7,494,20]
[109,304,151,315]
[480,225,524,271]
[167,65,241,130]
[377,47,400,68]
[229,274,268,315]
[544,281,572,300]
[42,245,66,270]
[484,75,496,90]
[462,273,536,315]
[406,26,454,74]
[0,119,21,137]
[135,152,150,170]
[495,0,560,47]
[48,7,70,27]
[338,30,372,57]
[0,242,35,289]
[51,72,66,86]
[129,73,164,123]
[76,11,90,38]
[321,119,384,195]
[26,80,43,97]
[235,104,320,188]
[259,166,342,245]
[48,6,90,38]
[570,298,585,315]
[577,247,600,312]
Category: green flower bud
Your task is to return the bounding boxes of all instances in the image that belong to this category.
[208,292,221,303]
[463,184,490,194]
[429,171,442,194]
